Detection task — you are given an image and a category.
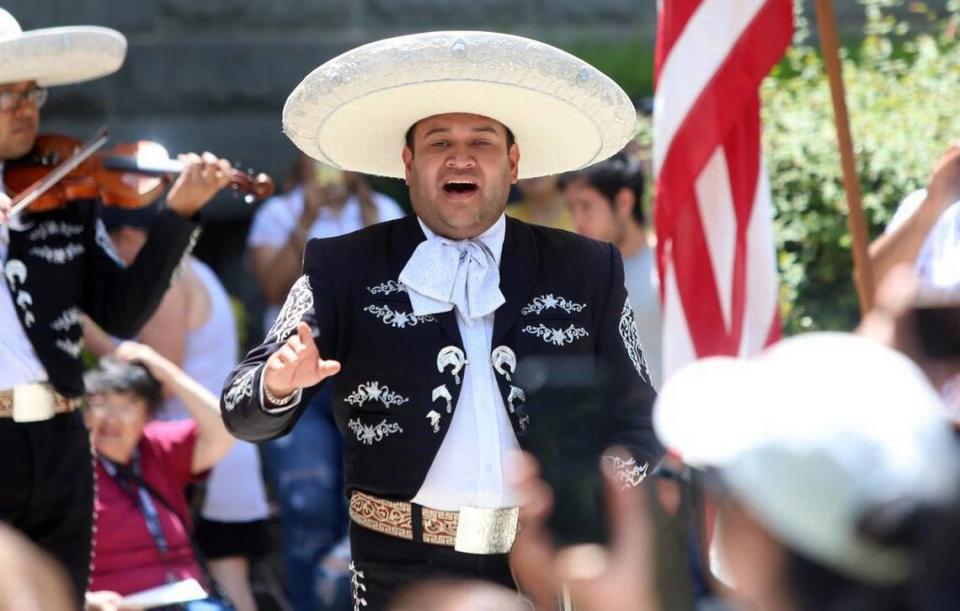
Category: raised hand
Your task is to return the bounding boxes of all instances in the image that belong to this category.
[165,151,232,218]
[927,144,960,214]
[263,322,341,398]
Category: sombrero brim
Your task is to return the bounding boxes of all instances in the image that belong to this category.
[283,31,637,179]
[0,26,126,87]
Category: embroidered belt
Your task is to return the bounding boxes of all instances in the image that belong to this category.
[0,383,83,422]
[349,491,519,555]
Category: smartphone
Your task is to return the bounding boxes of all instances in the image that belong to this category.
[913,298,960,359]
[516,355,611,546]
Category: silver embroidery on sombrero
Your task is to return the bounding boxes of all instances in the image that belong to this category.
[507,386,526,414]
[50,307,82,332]
[56,338,84,358]
[348,419,402,446]
[491,346,516,381]
[437,346,467,384]
[602,455,649,490]
[29,243,84,264]
[345,381,409,409]
[349,562,367,610]
[522,323,588,347]
[367,280,405,296]
[432,384,453,414]
[28,221,83,241]
[267,275,313,342]
[427,410,441,433]
[95,219,124,266]
[521,293,586,316]
[224,368,257,412]
[364,304,434,329]
[619,297,651,384]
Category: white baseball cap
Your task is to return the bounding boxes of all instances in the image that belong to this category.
[655,332,960,584]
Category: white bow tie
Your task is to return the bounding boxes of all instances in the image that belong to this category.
[399,237,505,320]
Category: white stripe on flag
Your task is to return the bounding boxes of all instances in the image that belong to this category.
[739,157,780,356]
[695,147,737,331]
[662,256,698,380]
[653,0,766,174]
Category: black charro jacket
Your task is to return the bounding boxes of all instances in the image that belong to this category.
[2,200,199,397]
[221,215,664,500]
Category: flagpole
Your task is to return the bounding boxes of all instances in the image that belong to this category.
[812,0,875,315]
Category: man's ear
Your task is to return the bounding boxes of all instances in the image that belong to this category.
[614,187,635,220]
[508,143,520,184]
[402,145,414,185]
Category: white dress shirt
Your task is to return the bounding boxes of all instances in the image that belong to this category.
[0,164,48,388]
[409,214,520,511]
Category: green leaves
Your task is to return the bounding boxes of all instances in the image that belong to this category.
[761,0,960,332]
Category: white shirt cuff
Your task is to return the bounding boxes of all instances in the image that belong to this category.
[258,366,303,414]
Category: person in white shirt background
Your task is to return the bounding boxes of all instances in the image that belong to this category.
[245,153,404,611]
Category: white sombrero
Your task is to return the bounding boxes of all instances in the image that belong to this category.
[283,31,637,179]
[0,8,126,87]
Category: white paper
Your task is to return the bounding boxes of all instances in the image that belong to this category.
[120,578,207,609]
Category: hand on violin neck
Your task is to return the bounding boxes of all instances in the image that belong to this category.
[165,151,232,218]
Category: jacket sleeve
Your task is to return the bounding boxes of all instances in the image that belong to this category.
[220,238,334,442]
[81,205,200,338]
[595,244,665,482]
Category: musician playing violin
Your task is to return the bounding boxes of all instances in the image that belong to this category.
[0,9,232,605]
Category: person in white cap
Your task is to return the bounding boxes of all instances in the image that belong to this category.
[221,31,664,609]
[655,332,960,611]
[0,8,232,605]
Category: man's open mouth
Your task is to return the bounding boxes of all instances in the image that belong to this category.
[443,180,479,196]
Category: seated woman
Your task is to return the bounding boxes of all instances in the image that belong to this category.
[83,342,235,611]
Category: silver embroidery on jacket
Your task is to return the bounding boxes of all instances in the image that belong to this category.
[28,221,83,241]
[345,381,409,409]
[171,228,201,281]
[95,219,125,266]
[15,290,35,328]
[55,338,84,358]
[507,386,526,414]
[267,275,314,342]
[29,244,85,264]
[367,280,405,296]
[3,259,27,286]
[426,410,441,433]
[602,455,649,489]
[51,307,82,332]
[223,368,257,412]
[522,323,589,347]
[437,346,467,384]
[432,384,453,414]
[491,346,516,381]
[4,260,34,328]
[364,304,434,329]
[521,293,586,315]
[619,298,651,384]
[348,419,403,445]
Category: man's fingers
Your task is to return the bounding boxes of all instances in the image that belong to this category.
[296,322,314,347]
[317,359,341,377]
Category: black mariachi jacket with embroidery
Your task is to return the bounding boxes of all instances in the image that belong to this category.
[221,214,664,500]
[2,199,200,398]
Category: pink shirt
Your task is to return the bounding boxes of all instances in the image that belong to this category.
[90,420,205,595]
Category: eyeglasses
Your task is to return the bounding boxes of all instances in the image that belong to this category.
[86,398,146,422]
[0,87,48,112]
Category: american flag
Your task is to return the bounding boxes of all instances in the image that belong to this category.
[653,0,792,378]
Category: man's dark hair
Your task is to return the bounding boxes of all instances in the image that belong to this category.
[404,120,516,152]
[558,151,646,226]
[84,358,164,415]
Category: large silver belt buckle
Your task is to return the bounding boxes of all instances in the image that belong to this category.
[454,506,519,554]
[12,383,56,423]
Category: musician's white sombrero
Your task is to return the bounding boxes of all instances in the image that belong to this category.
[283,31,637,179]
[0,8,126,87]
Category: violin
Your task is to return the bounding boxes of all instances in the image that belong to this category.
[4,128,274,216]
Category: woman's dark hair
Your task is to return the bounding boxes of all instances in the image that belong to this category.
[558,151,646,225]
[84,358,164,415]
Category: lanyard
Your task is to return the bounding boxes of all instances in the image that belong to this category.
[99,451,175,580]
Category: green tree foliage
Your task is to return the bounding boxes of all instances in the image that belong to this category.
[762,0,960,332]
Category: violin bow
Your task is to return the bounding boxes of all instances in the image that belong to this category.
[4,126,111,220]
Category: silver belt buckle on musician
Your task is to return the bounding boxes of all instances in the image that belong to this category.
[12,382,56,422]
[454,506,519,555]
